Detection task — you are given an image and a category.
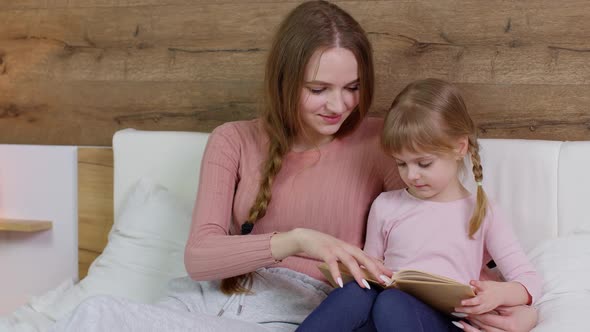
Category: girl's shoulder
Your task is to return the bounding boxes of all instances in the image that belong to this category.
[373,189,410,210]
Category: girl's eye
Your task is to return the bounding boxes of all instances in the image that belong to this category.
[346,85,360,92]
[396,162,406,167]
[418,162,432,168]
[308,87,325,94]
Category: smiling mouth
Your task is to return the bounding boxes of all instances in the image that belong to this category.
[319,114,342,124]
[320,114,341,119]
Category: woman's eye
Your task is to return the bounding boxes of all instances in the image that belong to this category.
[308,87,325,94]
[346,85,360,92]
[396,162,406,167]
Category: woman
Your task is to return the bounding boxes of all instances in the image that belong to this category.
[52,1,538,331]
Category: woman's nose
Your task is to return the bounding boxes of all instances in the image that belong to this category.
[326,91,346,114]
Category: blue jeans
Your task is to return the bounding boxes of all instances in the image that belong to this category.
[296,281,463,332]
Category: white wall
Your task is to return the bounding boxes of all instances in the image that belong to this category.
[0,145,77,315]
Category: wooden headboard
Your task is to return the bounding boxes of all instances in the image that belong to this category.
[77,147,114,279]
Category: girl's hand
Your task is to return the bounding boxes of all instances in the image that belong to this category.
[455,280,505,315]
[272,228,392,289]
[455,305,538,332]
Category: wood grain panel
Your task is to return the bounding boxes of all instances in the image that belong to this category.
[1,0,590,145]
[2,2,590,45]
[78,147,113,279]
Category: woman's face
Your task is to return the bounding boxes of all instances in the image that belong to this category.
[295,47,360,150]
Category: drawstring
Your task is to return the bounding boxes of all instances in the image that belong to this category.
[217,274,254,317]
[216,293,237,317]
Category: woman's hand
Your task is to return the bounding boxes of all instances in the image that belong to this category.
[456,305,538,332]
[271,228,392,289]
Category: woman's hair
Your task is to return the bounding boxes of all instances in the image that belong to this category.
[221,0,374,294]
[381,78,487,238]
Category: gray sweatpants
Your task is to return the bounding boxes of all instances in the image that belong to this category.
[50,268,331,332]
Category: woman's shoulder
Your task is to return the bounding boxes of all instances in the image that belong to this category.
[340,116,385,149]
[210,119,264,145]
[212,119,260,135]
[354,116,385,138]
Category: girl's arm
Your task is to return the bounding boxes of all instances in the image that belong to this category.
[456,204,542,314]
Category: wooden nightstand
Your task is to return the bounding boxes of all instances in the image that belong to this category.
[0,218,53,232]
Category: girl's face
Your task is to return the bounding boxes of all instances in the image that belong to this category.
[393,144,468,202]
[295,47,360,151]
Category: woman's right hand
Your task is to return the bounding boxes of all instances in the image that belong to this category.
[271,228,392,289]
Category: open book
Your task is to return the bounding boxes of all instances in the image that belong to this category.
[318,262,475,314]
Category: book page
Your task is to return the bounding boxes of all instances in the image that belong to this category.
[394,269,466,285]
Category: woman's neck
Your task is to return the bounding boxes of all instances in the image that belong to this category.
[291,135,334,152]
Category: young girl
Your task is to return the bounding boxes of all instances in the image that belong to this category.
[297,78,542,332]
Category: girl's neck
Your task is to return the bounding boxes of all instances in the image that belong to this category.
[408,180,471,203]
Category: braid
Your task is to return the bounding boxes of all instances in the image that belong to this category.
[468,137,488,238]
[247,141,284,223]
[220,138,287,294]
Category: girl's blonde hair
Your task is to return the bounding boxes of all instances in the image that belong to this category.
[382,78,487,238]
[221,0,374,294]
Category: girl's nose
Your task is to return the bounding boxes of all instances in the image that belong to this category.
[407,167,420,180]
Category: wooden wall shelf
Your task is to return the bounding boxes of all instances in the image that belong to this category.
[0,218,53,232]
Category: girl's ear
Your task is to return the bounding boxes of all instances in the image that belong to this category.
[455,136,469,159]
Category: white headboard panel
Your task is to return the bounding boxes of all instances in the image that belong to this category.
[112,129,210,222]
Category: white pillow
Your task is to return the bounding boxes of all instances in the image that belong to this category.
[528,234,590,331]
[43,178,193,320]
[528,234,590,303]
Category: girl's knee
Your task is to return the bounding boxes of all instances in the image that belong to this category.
[373,289,414,315]
[332,281,378,305]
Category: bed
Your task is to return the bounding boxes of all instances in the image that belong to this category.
[2,128,589,331]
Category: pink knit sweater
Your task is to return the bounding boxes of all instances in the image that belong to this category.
[185,117,404,282]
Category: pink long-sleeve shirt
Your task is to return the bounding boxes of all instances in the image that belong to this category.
[185,117,404,282]
[364,189,543,303]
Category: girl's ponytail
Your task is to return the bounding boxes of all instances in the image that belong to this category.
[468,137,488,238]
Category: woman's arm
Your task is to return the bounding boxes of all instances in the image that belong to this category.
[185,123,390,285]
[185,123,279,280]
[458,305,538,332]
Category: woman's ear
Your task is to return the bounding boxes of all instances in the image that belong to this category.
[455,136,469,159]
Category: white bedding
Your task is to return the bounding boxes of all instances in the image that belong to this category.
[530,234,590,331]
[1,179,192,332]
[3,131,590,332]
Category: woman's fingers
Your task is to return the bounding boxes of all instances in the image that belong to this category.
[325,258,344,288]
[344,244,392,284]
[455,320,480,332]
[469,312,511,330]
[338,253,371,289]
[465,317,506,332]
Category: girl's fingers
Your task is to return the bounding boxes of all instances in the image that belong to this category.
[454,305,486,315]
[460,295,482,307]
